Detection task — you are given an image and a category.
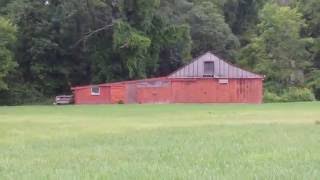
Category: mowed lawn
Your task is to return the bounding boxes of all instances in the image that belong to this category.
[0,103,320,179]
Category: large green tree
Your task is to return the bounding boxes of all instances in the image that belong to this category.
[223,0,266,44]
[295,0,320,98]
[187,1,240,59]
[239,3,311,91]
[0,17,16,90]
[159,0,239,59]
[0,0,192,101]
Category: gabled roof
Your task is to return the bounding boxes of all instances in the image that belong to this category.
[168,52,263,79]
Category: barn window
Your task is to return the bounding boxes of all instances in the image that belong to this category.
[204,61,215,76]
[91,86,100,96]
[219,79,229,84]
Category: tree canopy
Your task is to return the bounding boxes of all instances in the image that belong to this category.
[0,17,16,90]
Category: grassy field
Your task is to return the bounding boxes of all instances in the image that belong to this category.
[0,102,320,180]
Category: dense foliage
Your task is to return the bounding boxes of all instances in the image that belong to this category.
[0,0,319,104]
[0,17,16,90]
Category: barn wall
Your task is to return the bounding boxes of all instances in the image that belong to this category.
[171,79,263,104]
[134,79,172,104]
[137,86,172,104]
[110,85,126,104]
[74,86,111,104]
[73,78,263,104]
[126,83,138,104]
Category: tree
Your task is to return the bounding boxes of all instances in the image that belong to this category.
[186,1,239,59]
[295,0,320,99]
[0,0,192,98]
[223,0,266,44]
[239,3,311,91]
[0,17,16,90]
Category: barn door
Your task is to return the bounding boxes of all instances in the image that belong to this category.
[127,84,138,104]
[110,86,125,104]
[216,79,230,103]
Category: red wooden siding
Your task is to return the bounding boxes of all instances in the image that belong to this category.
[73,78,263,104]
[74,86,111,104]
[137,86,172,104]
[171,79,262,104]
[135,80,172,104]
[126,84,138,104]
[110,85,125,104]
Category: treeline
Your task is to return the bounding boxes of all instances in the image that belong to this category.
[0,0,319,105]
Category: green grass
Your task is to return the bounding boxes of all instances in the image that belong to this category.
[0,103,320,180]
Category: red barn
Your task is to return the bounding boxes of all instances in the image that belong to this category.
[72,52,264,104]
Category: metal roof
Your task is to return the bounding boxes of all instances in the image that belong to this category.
[168,52,263,79]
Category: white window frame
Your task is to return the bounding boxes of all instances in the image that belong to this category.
[91,86,101,96]
[219,79,229,84]
[203,61,215,76]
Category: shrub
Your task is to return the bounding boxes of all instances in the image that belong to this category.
[306,69,320,100]
[0,83,49,105]
[263,91,283,103]
[282,87,316,102]
[264,87,316,103]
